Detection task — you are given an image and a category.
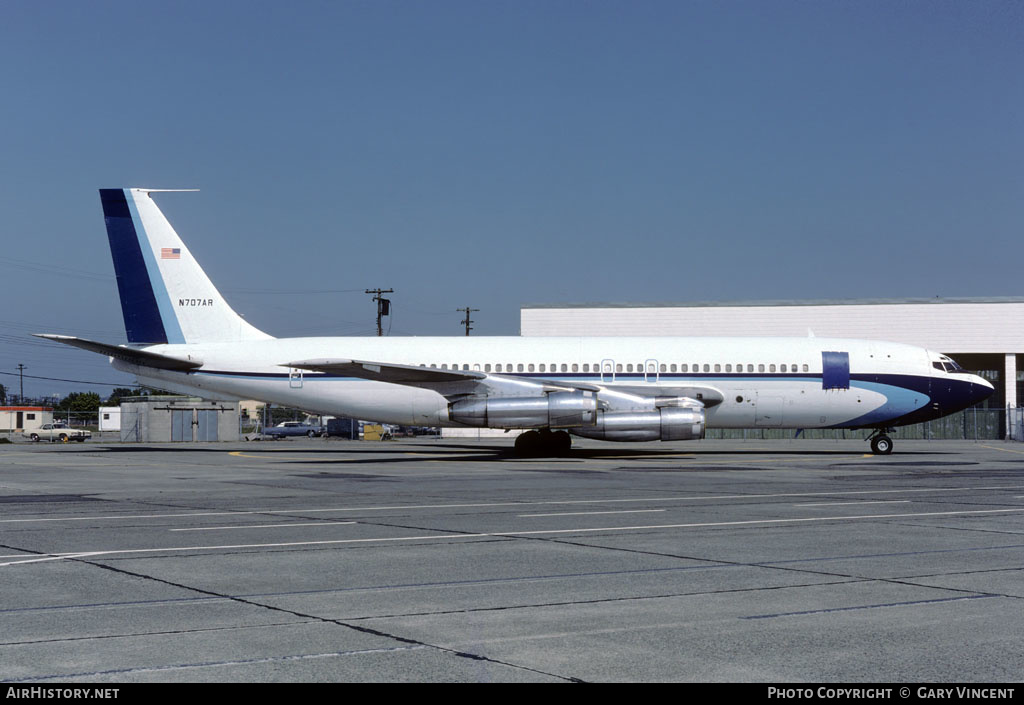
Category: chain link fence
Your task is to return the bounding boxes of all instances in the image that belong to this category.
[7,404,1022,443]
[706,407,1011,442]
[1009,407,1024,442]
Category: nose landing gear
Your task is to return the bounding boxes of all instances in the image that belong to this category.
[867,429,894,455]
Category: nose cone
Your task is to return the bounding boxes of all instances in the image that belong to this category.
[969,374,995,405]
[928,373,995,420]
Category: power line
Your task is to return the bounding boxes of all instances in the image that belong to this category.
[0,370,130,387]
[0,254,111,282]
[226,287,367,295]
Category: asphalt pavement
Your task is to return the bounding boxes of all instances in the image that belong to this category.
[1,437,1022,682]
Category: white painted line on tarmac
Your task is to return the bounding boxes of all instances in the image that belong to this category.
[0,510,292,524]
[519,510,668,517]
[4,485,1024,526]
[4,507,1024,568]
[2,552,112,567]
[794,501,913,507]
[170,522,357,532]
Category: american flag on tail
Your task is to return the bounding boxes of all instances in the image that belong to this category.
[161,248,181,259]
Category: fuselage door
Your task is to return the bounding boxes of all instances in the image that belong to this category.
[822,351,850,390]
[601,359,615,383]
[644,359,659,383]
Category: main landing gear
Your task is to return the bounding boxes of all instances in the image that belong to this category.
[514,429,572,457]
[867,429,894,455]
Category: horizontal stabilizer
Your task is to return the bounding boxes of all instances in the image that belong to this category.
[34,334,202,371]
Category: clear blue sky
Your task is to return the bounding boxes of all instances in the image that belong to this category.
[1,0,1021,400]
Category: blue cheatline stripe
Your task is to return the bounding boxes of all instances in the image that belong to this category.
[834,380,930,428]
[123,191,185,344]
[100,189,167,344]
[192,370,928,389]
[194,370,829,382]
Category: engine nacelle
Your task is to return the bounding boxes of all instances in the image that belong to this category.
[569,407,705,442]
[449,391,597,429]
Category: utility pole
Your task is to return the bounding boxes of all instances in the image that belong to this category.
[17,364,25,405]
[365,288,393,336]
[458,307,479,336]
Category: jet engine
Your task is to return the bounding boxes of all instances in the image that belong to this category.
[569,407,705,442]
[449,391,597,429]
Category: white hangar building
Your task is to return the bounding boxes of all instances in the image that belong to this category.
[521,297,1023,411]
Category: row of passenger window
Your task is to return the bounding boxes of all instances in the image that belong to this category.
[424,362,811,374]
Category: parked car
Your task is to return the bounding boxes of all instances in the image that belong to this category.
[24,423,91,443]
[261,421,324,439]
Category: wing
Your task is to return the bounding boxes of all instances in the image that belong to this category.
[288,358,486,384]
[285,358,721,407]
[600,384,724,407]
[34,334,202,371]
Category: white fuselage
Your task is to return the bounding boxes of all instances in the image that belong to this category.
[112,335,985,430]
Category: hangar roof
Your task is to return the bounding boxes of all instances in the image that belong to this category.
[523,297,1024,309]
[520,298,1024,354]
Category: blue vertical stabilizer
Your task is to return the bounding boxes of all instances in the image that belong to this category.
[99,189,168,344]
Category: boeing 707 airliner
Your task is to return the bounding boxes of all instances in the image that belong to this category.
[37,189,994,455]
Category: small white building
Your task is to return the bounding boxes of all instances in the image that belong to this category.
[0,407,54,433]
[238,400,263,419]
[98,406,121,432]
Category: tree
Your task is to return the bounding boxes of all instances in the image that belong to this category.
[0,383,5,405]
[105,387,141,406]
[56,392,102,413]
